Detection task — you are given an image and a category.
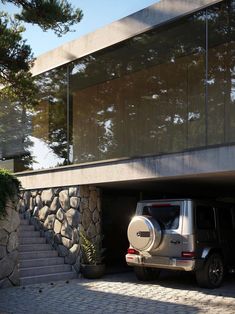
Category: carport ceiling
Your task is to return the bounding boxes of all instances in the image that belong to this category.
[98,172,235,199]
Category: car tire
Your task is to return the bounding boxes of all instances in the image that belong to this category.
[196,253,224,288]
[134,266,161,281]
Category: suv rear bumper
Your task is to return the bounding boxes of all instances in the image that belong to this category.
[126,253,195,271]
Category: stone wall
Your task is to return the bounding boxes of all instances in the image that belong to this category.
[18,185,102,272]
[0,199,20,288]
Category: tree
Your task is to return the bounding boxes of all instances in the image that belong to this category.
[0,0,83,105]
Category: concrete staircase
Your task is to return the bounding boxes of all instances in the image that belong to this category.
[19,215,77,285]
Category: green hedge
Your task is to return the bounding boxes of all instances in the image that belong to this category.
[0,169,21,217]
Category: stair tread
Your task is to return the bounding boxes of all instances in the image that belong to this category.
[20,257,63,263]
[19,250,58,259]
[20,264,71,271]
[20,271,76,280]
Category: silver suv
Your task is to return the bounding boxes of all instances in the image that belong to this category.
[126,199,235,288]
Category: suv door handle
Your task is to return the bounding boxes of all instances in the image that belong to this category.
[170,240,180,244]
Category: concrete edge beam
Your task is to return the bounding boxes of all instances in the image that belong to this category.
[32,0,222,76]
[17,145,235,190]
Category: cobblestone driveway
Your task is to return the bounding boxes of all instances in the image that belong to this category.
[0,271,235,314]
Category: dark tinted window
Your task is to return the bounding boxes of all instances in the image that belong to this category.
[143,205,180,230]
[218,208,233,229]
[196,205,215,230]
[232,208,235,229]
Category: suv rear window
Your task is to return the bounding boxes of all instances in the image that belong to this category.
[143,204,180,230]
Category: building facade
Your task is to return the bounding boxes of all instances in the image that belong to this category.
[1,0,235,270]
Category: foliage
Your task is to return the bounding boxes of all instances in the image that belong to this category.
[80,231,105,265]
[0,0,83,106]
[2,0,83,36]
[0,12,38,107]
[0,168,21,217]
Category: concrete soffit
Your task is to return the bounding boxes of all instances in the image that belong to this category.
[32,0,223,76]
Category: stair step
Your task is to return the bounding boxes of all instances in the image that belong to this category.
[18,217,76,285]
[19,237,46,244]
[19,231,41,237]
[20,219,29,225]
[19,243,52,252]
[20,225,35,231]
[19,264,72,277]
[20,271,77,285]
[20,257,64,268]
[19,250,58,260]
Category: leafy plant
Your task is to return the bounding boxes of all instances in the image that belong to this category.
[80,231,105,265]
[0,168,21,217]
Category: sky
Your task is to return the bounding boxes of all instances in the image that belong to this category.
[1,0,159,57]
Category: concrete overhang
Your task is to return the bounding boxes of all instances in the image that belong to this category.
[17,145,235,191]
[32,0,223,76]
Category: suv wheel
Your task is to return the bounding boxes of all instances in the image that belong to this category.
[134,266,161,281]
[196,253,224,288]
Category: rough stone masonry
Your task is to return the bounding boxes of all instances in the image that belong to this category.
[0,199,20,288]
[18,185,102,273]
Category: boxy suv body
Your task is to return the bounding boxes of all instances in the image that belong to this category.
[126,199,235,288]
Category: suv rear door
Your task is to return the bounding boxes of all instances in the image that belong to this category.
[142,200,183,258]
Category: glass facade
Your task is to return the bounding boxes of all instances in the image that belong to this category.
[0,0,234,172]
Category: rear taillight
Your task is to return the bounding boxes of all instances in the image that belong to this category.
[181,251,195,258]
[127,248,139,255]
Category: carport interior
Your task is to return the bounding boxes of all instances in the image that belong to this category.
[100,172,235,273]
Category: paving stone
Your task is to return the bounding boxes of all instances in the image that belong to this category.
[0,272,235,314]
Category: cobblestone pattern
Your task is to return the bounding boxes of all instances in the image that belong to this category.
[0,272,235,313]
[18,185,102,271]
[0,199,20,288]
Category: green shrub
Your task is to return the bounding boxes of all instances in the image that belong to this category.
[80,231,105,265]
[0,168,21,217]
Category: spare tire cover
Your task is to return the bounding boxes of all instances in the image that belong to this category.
[127,216,162,252]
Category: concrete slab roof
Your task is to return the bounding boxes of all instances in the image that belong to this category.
[32,0,223,76]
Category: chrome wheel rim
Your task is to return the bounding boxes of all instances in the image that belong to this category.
[208,256,223,286]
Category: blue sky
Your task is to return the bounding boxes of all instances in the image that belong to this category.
[2,0,159,57]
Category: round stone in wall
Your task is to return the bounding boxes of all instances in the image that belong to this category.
[0,246,7,259]
[7,232,18,253]
[59,190,70,211]
[23,191,31,209]
[0,230,8,246]
[43,214,55,230]
[56,208,66,222]
[38,206,49,221]
[41,189,54,206]
[54,234,62,244]
[61,236,73,249]
[35,195,43,209]
[92,209,100,224]
[81,210,91,230]
[87,223,97,240]
[50,197,60,213]
[64,244,80,265]
[89,190,97,212]
[61,221,73,239]
[66,208,80,228]
[69,187,78,197]
[70,197,80,209]
[0,206,20,233]
[54,219,62,234]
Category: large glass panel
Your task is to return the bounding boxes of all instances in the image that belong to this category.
[208,0,235,144]
[0,66,68,172]
[70,12,206,164]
